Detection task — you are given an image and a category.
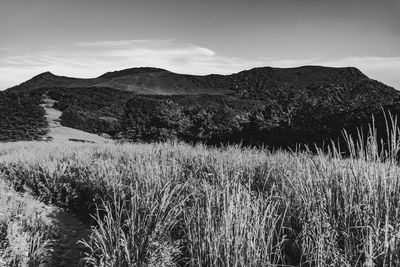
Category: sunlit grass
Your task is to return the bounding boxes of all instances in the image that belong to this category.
[1,118,400,266]
[0,180,52,266]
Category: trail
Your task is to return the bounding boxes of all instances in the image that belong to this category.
[46,209,91,266]
[1,186,92,267]
[27,201,91,266]
[40,98,110,144]
[33,97,105,265]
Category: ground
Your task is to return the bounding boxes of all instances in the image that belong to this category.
[0,180,91,266]
[1,98,104,266]
[40,98,110,144]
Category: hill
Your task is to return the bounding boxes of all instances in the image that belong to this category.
[0,91,48,141]
[4,66,400,148]
[7,67,232,95]
[8,66,396,99]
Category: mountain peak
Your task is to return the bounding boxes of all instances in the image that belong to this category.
[246,65,365,74]
[344,66,368,78]
[233,65,370,85]
[33,71,57,80]
[99,67,168,79]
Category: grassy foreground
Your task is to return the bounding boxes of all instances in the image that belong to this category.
[0,180,52,266]
[1,127,400,266]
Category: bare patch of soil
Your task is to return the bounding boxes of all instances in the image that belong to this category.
[40,98,110,144]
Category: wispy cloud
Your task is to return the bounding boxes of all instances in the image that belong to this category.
[1,39,400,90]
[76,39,160,47]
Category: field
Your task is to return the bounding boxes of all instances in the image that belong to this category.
[1,125,400,266]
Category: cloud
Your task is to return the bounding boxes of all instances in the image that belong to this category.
[76,39,155,47]
[1,39,400,90]
[0,39,242,90]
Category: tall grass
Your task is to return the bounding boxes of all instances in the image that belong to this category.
[0,180,52,266]
[1,118,400,265]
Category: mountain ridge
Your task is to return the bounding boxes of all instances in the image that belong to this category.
[8,65,393,96]
[3,65,400,149]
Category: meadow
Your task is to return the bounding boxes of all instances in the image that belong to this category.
[1,125,400,266]
[0,177,52,266]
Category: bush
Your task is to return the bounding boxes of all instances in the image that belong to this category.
[0,92,48,142]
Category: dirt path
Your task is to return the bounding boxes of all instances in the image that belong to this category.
[40,98,110,144]
[46,209,91,266]
[20,197,91,266]
[3,98,108,265]
[0,181,92,267]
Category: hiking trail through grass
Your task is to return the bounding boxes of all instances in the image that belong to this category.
[40,97,110,144]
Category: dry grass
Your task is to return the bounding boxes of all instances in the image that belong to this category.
[0,180,53,266]
[1,120,400,266]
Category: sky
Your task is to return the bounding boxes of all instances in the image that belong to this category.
[1,0,400,90]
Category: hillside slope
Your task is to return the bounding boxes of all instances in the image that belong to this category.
[0,91,48,141]
[8,66,397,100]
[4,66,400,148]
[7,67,231,95]
[40,97,110,143]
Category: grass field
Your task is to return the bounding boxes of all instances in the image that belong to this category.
[0,179,53,266]
[1,124,400,266]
